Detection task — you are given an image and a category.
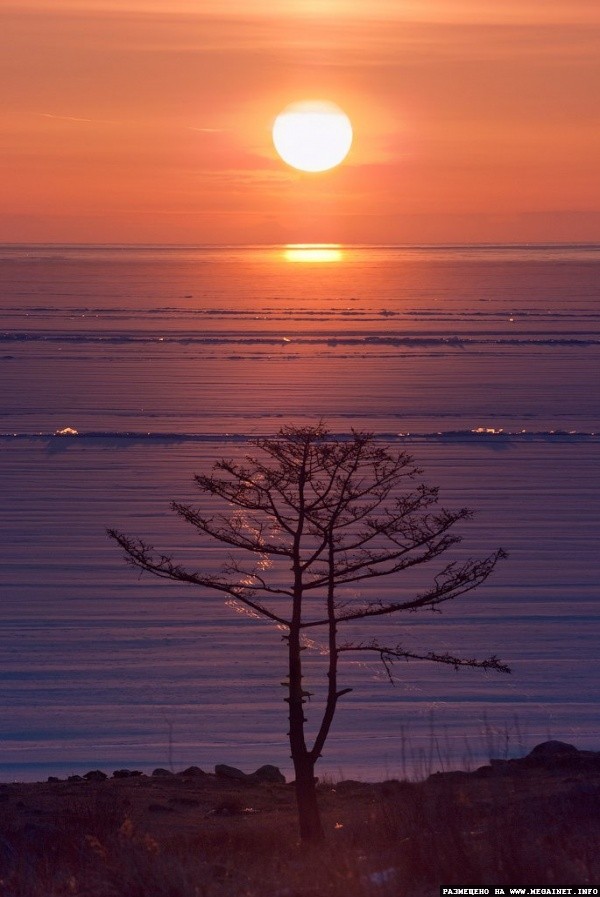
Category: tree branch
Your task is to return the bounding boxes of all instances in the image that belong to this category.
[171,503,294,557]
[337,641,511,679]
[302,549,506,628]
[107,529,290,627]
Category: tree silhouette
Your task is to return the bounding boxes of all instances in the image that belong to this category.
[108,424,508,843]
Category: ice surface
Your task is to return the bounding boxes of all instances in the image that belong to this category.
[0,245,598,781]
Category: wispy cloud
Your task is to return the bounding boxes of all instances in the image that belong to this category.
[40,113,93,122]
[38,112,118,124]
[11,1,600,25]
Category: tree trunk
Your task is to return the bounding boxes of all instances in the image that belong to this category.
[287,452,325,844]
[287,616,325,843]
[292,750,324,844]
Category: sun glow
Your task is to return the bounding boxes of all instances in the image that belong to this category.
[272,101,353,173]
[284,244,344,263]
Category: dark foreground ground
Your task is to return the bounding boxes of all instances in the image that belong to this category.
[0,741,599,897]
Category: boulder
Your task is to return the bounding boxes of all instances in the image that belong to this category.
[112,769,143,779]
[522,741,600,772]
[527,740,578,760]
[208,799,244,817]
[249,765,285,785]
[151,768,174,777]
[179,766,206,778]
[207,801,258,817]
[83,770,107,782]
[215,764,249,782]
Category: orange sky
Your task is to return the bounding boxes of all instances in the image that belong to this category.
[1,0,599,243]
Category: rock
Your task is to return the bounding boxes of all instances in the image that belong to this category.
[67,775,83,782]
[206,801,256,816]
[527,740,578,759]
[214,763,286,784]
[207,799,244,817]
[83,770,107,781]
[47,776,61,783]
[429,769,473,782]
[179,766,206,778]
[113,769,143,779]
[378,780,417,799]
[249,765,286,785]
[215,764,249,782]
[334,779,369,793]
[151,768,174,777]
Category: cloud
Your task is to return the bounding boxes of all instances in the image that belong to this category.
[40,112,94,122]
[7,0,600,25]
[38,112,119,124]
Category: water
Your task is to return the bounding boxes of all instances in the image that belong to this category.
[0,243,598,782]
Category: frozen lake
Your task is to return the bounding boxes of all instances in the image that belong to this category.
[0,244,598,781]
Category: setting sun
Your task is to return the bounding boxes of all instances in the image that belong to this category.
[283,243,344,263]
[272,100,353,173]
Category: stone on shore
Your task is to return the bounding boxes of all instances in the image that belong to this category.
[215,764,248,782]
[83,770,107,782]
[527,740,578,759]
[250,765,286,784]
[214,764,285,785]
[179,766,206,777]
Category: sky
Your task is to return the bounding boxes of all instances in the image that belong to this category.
[1,0,599,244]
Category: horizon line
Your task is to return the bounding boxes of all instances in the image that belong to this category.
[2,241,599,249]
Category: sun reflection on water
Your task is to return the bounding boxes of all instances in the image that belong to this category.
[283,244,344,264]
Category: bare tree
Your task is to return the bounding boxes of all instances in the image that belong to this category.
[108,424,508,843]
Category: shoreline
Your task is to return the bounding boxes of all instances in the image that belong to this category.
[1,741,598,895]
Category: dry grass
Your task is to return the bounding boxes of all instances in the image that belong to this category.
[0,761,599,897]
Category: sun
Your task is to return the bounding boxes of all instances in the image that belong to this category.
[272,100,353,173]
